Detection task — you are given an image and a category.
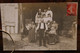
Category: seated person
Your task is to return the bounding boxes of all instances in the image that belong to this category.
[47,21,59,45]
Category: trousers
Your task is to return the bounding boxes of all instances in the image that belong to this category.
[38,29,46,46]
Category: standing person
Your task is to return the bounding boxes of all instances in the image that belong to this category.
[26,23,32,42]
[46,7,53,19]
[35,9,42,23]
[36,19,48,47]
[21,24,29,40]
[42,9,48,23]
[72,21,77,39]
[30,21,36,43]
[42,9,47,17]
[28,22,36,43]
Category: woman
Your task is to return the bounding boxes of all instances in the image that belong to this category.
[28,22,36,43]
[47,21,59,45]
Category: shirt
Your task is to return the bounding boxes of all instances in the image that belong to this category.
[35,12,42,23]
[36,23,48,31]
[46,10,53,18]
[40,23,44,29]
[43,17,52,23]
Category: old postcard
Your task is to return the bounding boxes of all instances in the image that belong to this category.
[0,2,78,50]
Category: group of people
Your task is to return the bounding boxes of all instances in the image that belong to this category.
[35,20,59,47]
[22,7,59,47]
[35,7,53,23]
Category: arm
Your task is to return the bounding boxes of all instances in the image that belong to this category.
[35,12,38,18]
[35,13,38,23]
[50,11,53,18]
[45,24,48,31]
[26,25,29,30]
[36,23,39,31]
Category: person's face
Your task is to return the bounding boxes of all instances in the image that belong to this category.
[48,7,51,10]
[44,9,47,12]
[39,9,41,12]
[32,22,34,24]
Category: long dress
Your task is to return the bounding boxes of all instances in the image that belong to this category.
[28,25,35,43]
[48,23,59,44]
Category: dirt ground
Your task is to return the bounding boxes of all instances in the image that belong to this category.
[2,33,77,51]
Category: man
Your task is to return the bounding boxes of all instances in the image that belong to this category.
[36,19,48,47]
[35,9,42,23]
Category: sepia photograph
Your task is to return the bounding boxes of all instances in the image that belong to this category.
[0,2,78,51]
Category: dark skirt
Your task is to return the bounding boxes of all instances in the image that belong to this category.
[47,34,59,44]
[21,27,29,39]
[28,28,35,43]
